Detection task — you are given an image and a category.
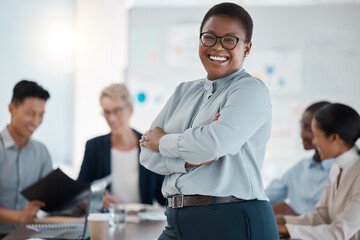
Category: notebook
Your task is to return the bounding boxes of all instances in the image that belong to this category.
[27,182,106,240]
[21,168,90,212]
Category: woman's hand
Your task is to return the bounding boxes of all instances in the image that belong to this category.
[272,202,298,216]
[103,192,120,209]
[141,113,220,166]
[277,224,290,237]
[212,113,220,122]
[276,216,290,237]
[140,127,167,151]
[20,200,45,223]
[185,160,215,168]
[276,215,286,225]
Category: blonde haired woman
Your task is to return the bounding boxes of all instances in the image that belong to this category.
[78,83,165,207]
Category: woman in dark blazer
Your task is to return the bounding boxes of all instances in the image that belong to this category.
[77,83,165,207]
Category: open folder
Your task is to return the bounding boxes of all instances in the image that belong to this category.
[21,168,90,212]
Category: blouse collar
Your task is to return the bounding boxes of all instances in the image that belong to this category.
[329,146,359,184]
[334,146,359,170]
[203,69,245,98]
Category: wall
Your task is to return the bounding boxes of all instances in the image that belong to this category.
[0,0,128,178]
[73,0,129,178]
[0,0,75,168]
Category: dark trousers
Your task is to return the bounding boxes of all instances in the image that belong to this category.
[158,199,279,240]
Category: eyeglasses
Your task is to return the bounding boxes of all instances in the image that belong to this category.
[101,105,129,118]
[200,32,245,50]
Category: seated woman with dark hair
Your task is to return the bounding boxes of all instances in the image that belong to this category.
[277,103,360,240]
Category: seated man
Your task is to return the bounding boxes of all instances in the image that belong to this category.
[0,80,53,236]
[265,101,333,215]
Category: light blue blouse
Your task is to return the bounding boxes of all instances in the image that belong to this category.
[140,69,272,200]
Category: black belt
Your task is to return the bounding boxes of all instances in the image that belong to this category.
[167,195,244,208]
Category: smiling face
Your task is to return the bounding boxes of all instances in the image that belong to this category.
[8,97,46,143]
[311,119,338,160]
[199,15,252,80]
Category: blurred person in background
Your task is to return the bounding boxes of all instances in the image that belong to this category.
[77,83,165,208]
[0,80,52,237]
[277,103,360,240]
[266,101,332,216]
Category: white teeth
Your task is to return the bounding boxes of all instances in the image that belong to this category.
[209,55,227,61]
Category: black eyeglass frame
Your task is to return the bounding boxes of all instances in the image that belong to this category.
[200,32,246,50]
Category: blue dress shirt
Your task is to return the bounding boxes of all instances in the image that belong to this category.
[140,69,272,200]
[265,155,333,214]
[0,127,53,234]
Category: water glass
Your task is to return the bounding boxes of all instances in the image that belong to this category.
[108,204,126,230]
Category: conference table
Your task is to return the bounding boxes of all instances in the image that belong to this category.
[3,220,167,240]
[3,221,292,240]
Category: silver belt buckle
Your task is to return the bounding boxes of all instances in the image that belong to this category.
[172,195,184,208]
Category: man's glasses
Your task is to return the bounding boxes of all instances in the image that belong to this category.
[200,32,245,50]
[101,105,129,118]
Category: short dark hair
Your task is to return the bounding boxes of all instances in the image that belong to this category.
[315,103,360,146]
[200,2,253,42]
[305,101,331,114]
[11,80,50,105]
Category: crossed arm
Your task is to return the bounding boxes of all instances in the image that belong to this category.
[140,113,220,168]
[139,81,270,175]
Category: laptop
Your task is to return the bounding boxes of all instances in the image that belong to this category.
[27,182,106,240]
